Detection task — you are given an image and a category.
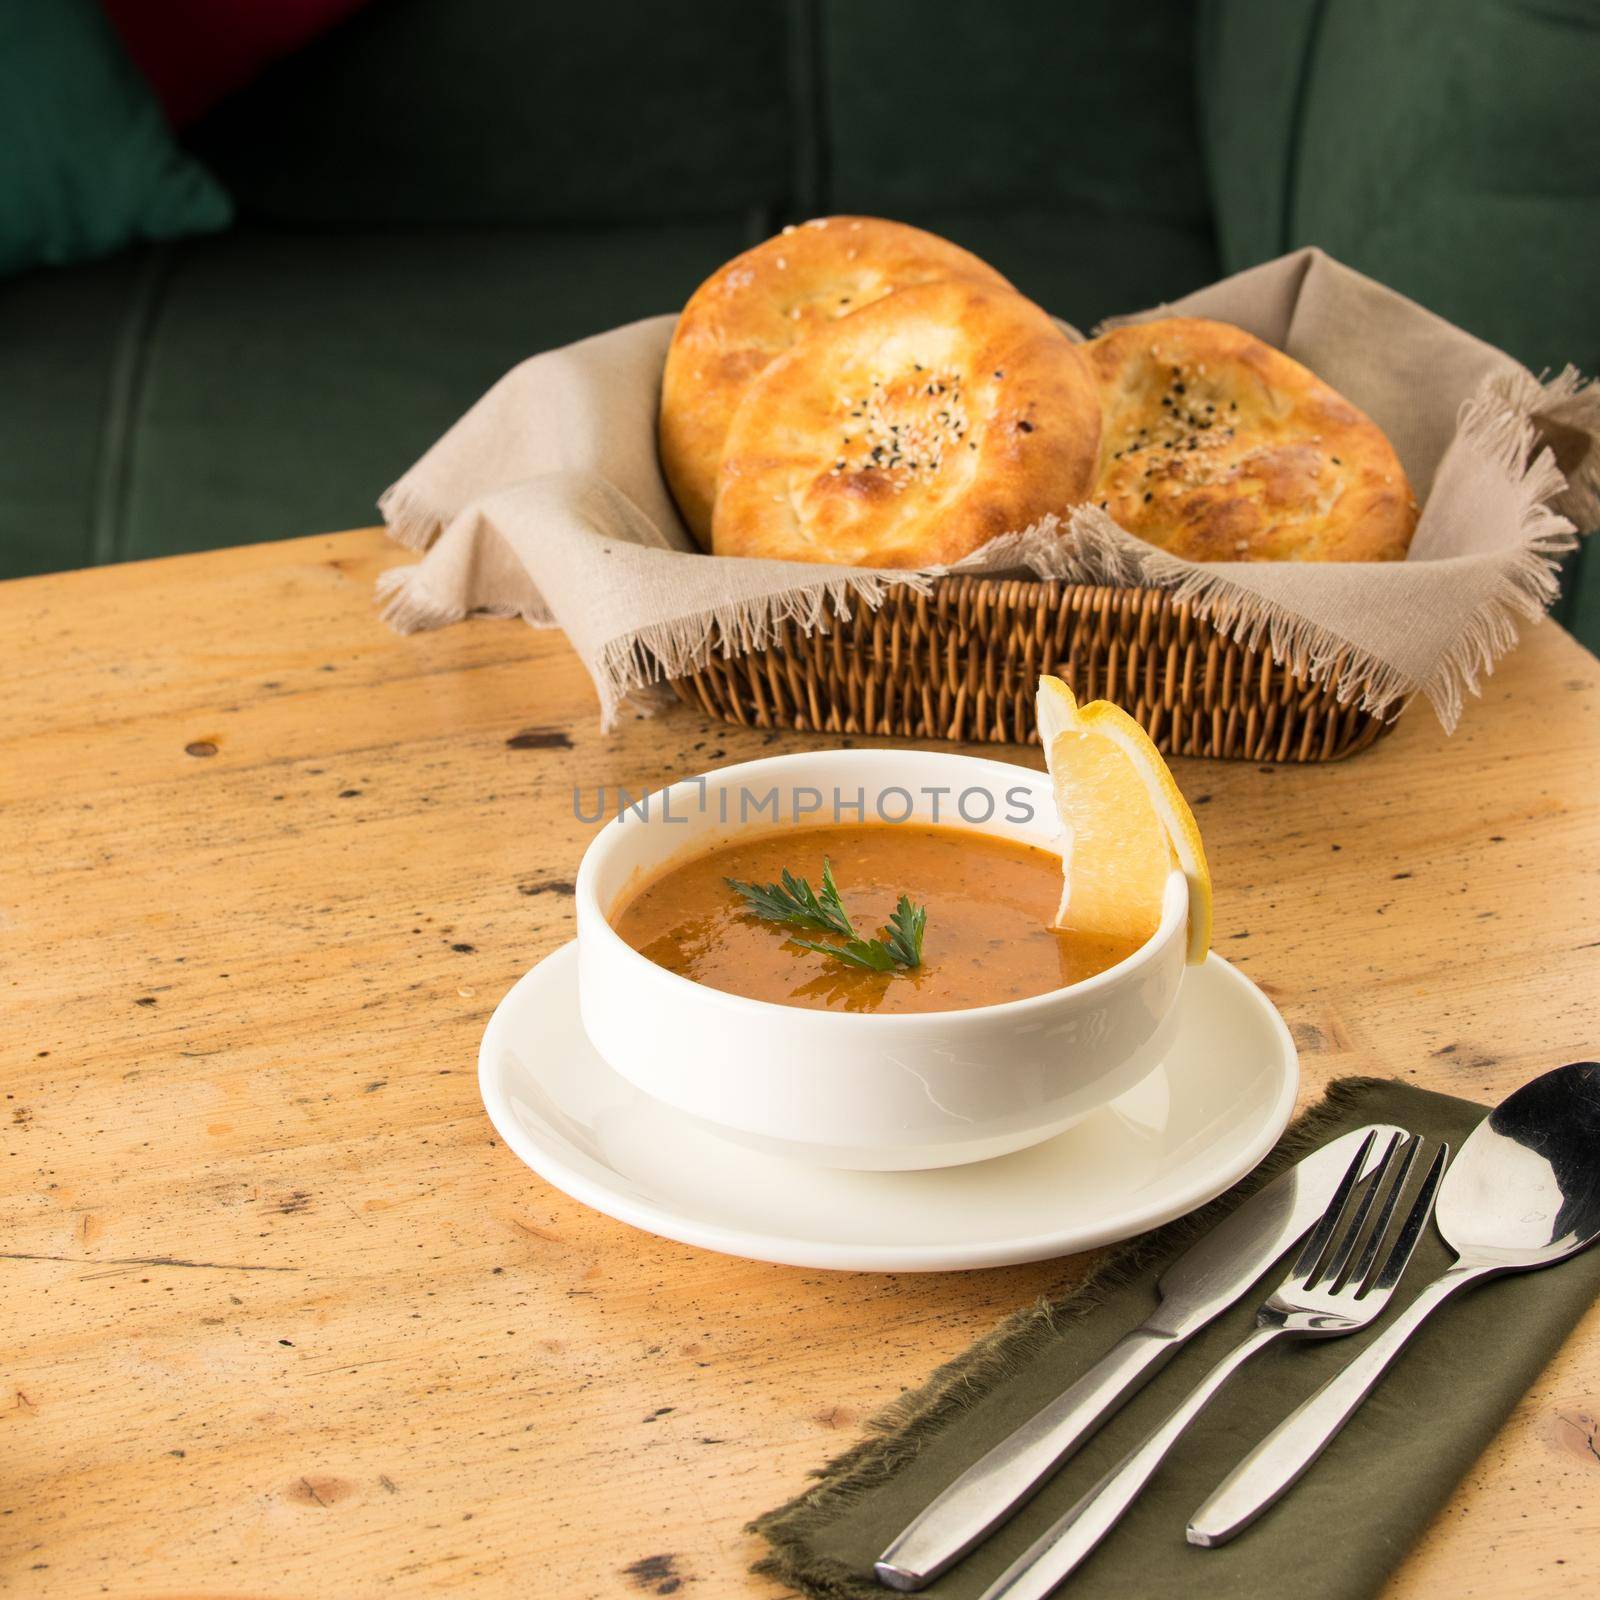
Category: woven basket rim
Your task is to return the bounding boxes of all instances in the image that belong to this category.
[670,574,1391,762]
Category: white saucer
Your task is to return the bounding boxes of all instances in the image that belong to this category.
[478,944,1298,1272]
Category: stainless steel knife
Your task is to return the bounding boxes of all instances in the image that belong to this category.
[873,1122,1407,1592]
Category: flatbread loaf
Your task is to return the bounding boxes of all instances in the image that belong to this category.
[660,217,1012,545]
[712,279,1101,568]
[1085,317,1418,561]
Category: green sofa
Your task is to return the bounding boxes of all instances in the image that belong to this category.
[4,0,1597,643]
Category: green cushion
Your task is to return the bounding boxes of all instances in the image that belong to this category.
[1194,0,1322,272]
[821,0,1209,228]
[1555,545,1600,655]
[0,205,1214,580]
[0,0,231,278]
[1292,0,1600,379]
[1200,0,1600,638]
[888,208,1219,330]
[0,221,754,573]
[0,250,153,575]
[1200,0,1600,378]
[187,0,793,226]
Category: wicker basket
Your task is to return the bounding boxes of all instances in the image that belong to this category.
[671,576,1389,761]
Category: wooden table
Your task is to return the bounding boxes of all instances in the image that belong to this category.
[4,529,1598,1598]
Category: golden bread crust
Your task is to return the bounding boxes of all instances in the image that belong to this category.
[659,217,1013,546]
[1085,318,1418,562]
[711,279,1101,568]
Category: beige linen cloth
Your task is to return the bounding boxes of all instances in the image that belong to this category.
[376,248,1599,732]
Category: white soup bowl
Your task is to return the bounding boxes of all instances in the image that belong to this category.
[574,748,1187,1170]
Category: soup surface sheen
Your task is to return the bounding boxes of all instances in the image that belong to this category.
[611,824,1139,1015]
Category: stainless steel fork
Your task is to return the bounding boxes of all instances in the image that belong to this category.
[975,1129,1448,1600]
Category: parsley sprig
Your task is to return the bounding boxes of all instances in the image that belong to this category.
[725,858,926,973]
[725,859,857,939]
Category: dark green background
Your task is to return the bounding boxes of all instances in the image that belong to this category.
[2,0,1596,644]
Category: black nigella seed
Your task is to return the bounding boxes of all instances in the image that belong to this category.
[1144,492,1153,502]
[993,369,1004,378]
[1017,420,1034,432]
[1174,383,1186,395]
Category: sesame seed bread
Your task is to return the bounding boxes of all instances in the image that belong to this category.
[711,279,1102,568]
[659,217,1013,547]
[1085,317,1418,562]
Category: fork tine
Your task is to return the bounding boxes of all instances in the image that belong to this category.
[1287,1129,1382,1284]
[1338,1134,1423,1292]
[1368,1140,1450,1295]
[1320,1132,1412,1288]
[1318,1139,1420,1286]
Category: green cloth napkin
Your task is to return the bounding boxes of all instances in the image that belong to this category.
[752,1076,1600,1599]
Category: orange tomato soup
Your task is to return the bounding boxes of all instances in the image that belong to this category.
[610,824,1139,1015]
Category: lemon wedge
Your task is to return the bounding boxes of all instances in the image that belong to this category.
[1036,675,1213,965]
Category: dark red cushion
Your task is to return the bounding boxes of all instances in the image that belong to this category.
[101,0,370,126]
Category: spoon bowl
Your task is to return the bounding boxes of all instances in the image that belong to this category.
[1436,1060,1600,1268]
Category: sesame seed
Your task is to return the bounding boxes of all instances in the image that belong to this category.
[827,365,971,486]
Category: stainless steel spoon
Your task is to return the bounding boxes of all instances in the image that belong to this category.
[1188,1060,1600,1547]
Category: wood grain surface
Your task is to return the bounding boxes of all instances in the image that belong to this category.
[3,529,1597,1599]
